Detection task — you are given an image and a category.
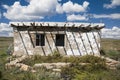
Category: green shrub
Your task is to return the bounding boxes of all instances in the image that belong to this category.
[105,50,120,61]
[52,50,62,58]
[21,67,61,80]
[78,55,105,63]
[73,72,96,80]
[22,72,35,80]
[61,55,107,79]
[0,71,2,79]
[22,51,63,65]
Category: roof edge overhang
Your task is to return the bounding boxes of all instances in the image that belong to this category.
[9,22,105,29]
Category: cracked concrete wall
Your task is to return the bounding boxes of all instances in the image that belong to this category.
[13,28,101,56]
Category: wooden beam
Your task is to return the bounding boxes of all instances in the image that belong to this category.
[40,23,42,26]
[64,24,66,27]
[79,24,84,27]
[72,24,75,27]
[22,23,27,27]
[86,24,91,27]
[11,24,16,27]
[30,22,35,26]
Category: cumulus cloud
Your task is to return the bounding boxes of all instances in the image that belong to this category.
[56,4,64,14]
[101,26,120,39]
[60,1,89,13]
[3,0,58,21]
[0,23,13,37]
[93,13,120,19]
[67,14,88,21]
[3,0,89,21]
[104,0,120,8]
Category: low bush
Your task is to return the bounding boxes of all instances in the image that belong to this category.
[22,51,63,66]
[21,67,61,80]
[73,70,120,80]
[22,54,106,68]
[60,55,107,79]
[101,49,120,61]
[61,66,120,80]
[106,50,120,61]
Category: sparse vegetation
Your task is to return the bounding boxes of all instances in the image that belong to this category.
[101,38,120,61]
[20,68,61,80]
[0,37,120,80]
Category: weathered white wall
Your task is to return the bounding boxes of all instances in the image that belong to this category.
[14,31,34,56]
[13,30,101,56]
[66,31,100,56]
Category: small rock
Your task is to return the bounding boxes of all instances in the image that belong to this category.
[52,69,61,72]
[20,64,29,71]
[31,70,36,73]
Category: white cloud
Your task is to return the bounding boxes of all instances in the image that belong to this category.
[83,1,90,9]
[8,32,13,37]
[104,0,120,8]
[101,26,120,39]
[61,1,89,13]
[58,0,62,2]
[93,13,120,19]
[0,23,12,32]
[3,0,58,21]
[67,14,88,21]
[56,4,64,14]
[0,23,13,37]
[3,0,89,21]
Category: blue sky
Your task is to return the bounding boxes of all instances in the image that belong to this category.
[0,0,120,38]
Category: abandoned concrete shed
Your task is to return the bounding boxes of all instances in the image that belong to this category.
[10,22,105,56]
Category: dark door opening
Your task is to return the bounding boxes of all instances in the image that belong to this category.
[55,34,65,46]
[36,34,45,46]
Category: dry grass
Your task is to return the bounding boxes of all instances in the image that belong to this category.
[101,38,120,51]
